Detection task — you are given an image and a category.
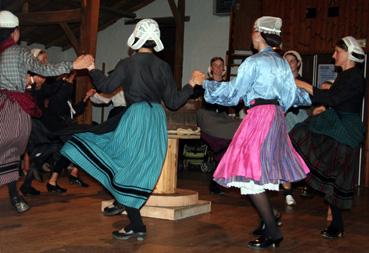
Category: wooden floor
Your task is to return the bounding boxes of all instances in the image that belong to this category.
[1,170,369,253]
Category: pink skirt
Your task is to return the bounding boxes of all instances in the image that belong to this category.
[213,105,309,193]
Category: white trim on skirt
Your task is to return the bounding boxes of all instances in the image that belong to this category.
[228,180,280,195]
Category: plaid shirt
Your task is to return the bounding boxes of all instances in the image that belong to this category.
[0,45,73,91]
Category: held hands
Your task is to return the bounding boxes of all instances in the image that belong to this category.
[73,54,95,70]
[295,79,314,95]
[295,79,305,89]
[189,70,206,87]
[83,88,96,103]
[312,105,326,116]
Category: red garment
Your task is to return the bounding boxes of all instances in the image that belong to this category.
[0,37,15,54]
[0,89,42,118]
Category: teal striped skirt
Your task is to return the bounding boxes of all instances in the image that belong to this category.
[61,102,167,209]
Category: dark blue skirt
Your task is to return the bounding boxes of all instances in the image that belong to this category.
[290,114,361,209]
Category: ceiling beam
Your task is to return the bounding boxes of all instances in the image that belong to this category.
[22,0,29,13]
[59,22,79,53]
[18,9,81,25]
[125,16,190,26]
[69,0,144,19]
[24,0,155,50]
[168,0,179,20]
[100,6,136,19]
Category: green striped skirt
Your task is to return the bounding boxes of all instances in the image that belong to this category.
[61,102,167,209]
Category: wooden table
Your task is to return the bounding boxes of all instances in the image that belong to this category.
[140,132,211,220]
[154,133,200,194]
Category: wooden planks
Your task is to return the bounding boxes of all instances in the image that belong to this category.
[1,171,369,252]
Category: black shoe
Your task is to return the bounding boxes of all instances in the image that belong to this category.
[10,196,31,213]
[20,185,40,196]
[69,175,89,187]
[209,180,224,195]
[320,227,343,239]
[112,229,146,241]
[300,186,314,198]
[103,201,125,216]
[252,214,282,236]
[248,236,283,249]
[46,183,67,193]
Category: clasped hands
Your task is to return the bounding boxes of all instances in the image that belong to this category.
[73,54,96,71]
[189,70,206,87]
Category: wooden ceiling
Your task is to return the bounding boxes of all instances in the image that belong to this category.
[0,0,154,50]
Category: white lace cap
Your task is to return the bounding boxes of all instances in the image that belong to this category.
[127,19,164,52]
[342,36,365,63]
[0,10,19,28]
[254,16,282,35]
[31,48,43,58]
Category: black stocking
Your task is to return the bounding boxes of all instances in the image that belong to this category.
[249,192,282,239]
[7,181,18,198]
[125,206,146,232]
[22,168,34,189]
[329,204,343,232]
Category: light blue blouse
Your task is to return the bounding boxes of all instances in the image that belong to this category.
[204,47,311,111]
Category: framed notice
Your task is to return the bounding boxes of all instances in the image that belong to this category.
[213,0,234,15]
[317,64,337,87]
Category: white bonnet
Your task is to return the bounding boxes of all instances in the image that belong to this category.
[0,10,19,28]
[127,19,164,52]
[254,16,282,36]
[341,36,365,63]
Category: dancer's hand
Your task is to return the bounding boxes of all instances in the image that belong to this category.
[73,54,95,70]
[312,105,326,116]
[83,89,97,102]
[296,79,313,95]
[189,70,205,87]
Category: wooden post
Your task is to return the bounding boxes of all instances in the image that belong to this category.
[154,138,179,194]
[168,0,185,90]
[22,0,29,13]
[76,0,100,124]
[361,62,369,187]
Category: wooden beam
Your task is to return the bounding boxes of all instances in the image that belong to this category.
[19,9,81,25]
[79,1,99,54]
[76,0,100,124]
[22,0,29,13]
[42,0,154,50]
[59,22,80,54]
[168,0,178,20]
[167,0,185,90]
[100,6,136,18]
[125,16,190,26]
[362,62,369,187]
[73,0,137,18]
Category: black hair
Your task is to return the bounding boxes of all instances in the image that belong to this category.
[210,56,224,65]
[133,38,156,49]
[336,39,365,61]
[284,53,299,62]
[261,33,282,48]
[284,52,301,69]
[0,27,16,42]
[336,39,348,51]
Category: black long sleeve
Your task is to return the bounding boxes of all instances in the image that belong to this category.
[89,53,193,109]
[311,67,365,113]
